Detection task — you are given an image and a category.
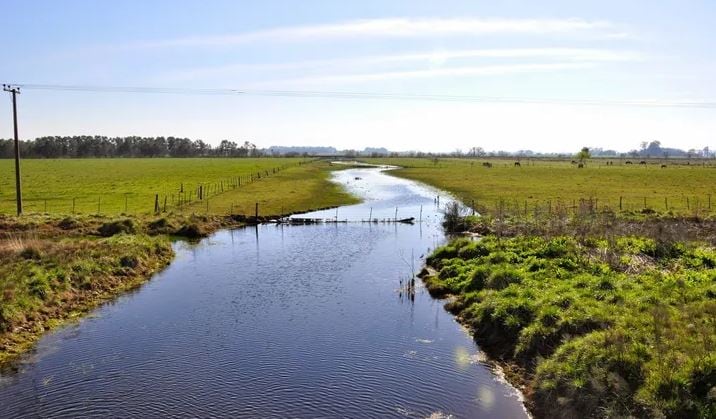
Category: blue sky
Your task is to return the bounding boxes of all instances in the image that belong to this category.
[2,0,715,152]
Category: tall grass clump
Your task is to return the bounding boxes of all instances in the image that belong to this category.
[424,233,716,418]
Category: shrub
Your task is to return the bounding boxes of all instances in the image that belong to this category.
[457,241,490,259]
[19,246,42,260]
[147,217,175,235]
[486,266,524,290]
[465,266,490,291]
[175,223,206,239]
[119,255,140,269]
[97,219,136,237]
[539,237,576,258]
[58,217,81,230]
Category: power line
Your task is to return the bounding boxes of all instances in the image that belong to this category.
[13,83,716,109]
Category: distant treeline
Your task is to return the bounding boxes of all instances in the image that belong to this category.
[0,136,262,158]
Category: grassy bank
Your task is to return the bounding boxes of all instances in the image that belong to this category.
[0,157,328,215]
[0,226,173,365]
[422,214,716,418]
[364,157,716,217]
[0,160,359,365]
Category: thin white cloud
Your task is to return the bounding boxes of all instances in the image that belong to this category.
[163,48,640,82]
[128,17,618,49]
[260,62,595,87]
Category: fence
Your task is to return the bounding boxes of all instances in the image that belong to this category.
[0,159,318,216]
[463,194,715,219]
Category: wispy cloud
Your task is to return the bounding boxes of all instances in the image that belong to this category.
[127,17,620,49]
[163,48,640,82]
[256,62,595,87]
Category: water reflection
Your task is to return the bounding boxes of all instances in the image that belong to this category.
[0,167,528,418]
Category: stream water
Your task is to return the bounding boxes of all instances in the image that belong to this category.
[0,167,528,418]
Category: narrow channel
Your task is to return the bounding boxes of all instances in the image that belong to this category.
[0,166,528,418]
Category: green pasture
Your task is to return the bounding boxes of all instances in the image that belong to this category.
[0,158,355,216]
[365,157,716,216]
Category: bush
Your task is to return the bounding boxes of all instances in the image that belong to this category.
[457,241,490,259]
[175,223,206,239]
[486,266,523,290]
[97,219,136,237]
[465,266,490,291]
[147,217,175,235]
[19,246,42,260]
[119,255,140,269]
[58,217,81,230]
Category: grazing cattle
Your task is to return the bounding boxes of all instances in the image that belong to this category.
[661,164,667,168]
[514,162,521,167]
[625,161,633,165]
[482,162,492,168]
[640,161,647,165]
[578,163,584,168]
[571,160,577,164]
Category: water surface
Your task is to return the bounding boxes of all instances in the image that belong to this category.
[0,167,528,418]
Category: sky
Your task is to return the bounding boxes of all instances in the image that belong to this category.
[1,0,715,153]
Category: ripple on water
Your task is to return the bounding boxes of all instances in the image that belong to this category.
[0,167,528,418]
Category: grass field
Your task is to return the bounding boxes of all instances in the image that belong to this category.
[424,233,715,417]
[0,157,359,364]
[0,158,357,216]
[364,157,716,216]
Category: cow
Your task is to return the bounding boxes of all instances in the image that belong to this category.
[514,162,521,167]
[482,162,492,168]
[639,161,647,165]
[578,163,584,168]
[625,161,633,165]
[661,164,667,168]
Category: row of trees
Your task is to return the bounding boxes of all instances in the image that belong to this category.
[0,136,259,158]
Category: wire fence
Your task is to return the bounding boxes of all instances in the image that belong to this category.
[463,194,715,219]
[0,159,317,216]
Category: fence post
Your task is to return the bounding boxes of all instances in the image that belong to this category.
[163,196,167,213]
[255,202,259,219]
[154,194,159,213]
[619,196,623,211]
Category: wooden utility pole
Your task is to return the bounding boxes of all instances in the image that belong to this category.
[3,84,22,215]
